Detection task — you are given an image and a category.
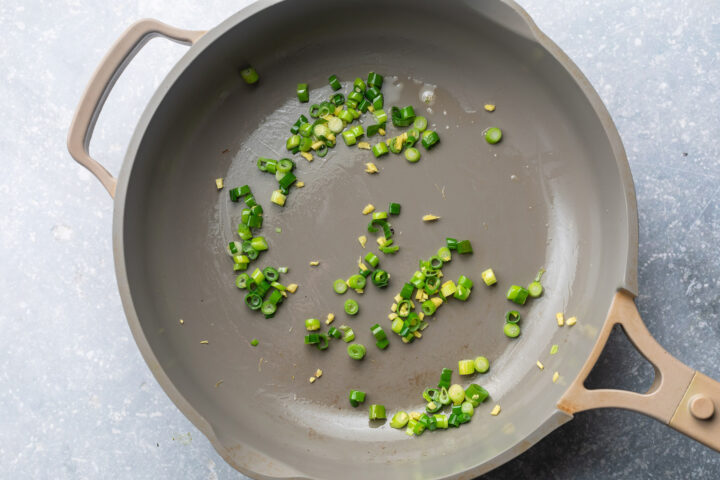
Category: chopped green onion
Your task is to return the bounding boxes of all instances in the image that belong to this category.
[347,90,364,103]
[550,344,559,355]
[357,98,371,112]
[250,237,268,252]
[367,72,383,88]
[331,93,345,106]
[305,318,320,331]
[371,269,389,288]
[436,247,452,263]
[448,384,465,405]
[250,268,265,284]
[400,283,414,299]
[421,300,437,316]
[353,77,366,92]
[261,301,277,318]
[438,368,452,389]
[413,116,428,131]
[418,131,439,150]
[505,310,521,324]
[364,87,381,101]
[387,203,401,216]
[372,142,389,158]
[297,83,309,102]
[344,298,359,315]
[465,384,489,407]
[245,293,262,310]
[369,404,386,420]
[349,389,366,407]
[506,285,529,305]
[461,401,474,417]
[364,252,379,268]
[328,74,341,91]
[261,267,278,282]
[481,268,497,286]
[316,333,329,350]
[367,123,385,137]
[347,275,366,290]
[235,273,250,289]
[250,338,259,346]
[456,240,473,254]
[371,323,388,349]
[333,279,348,294]
[458,360,475,375]
[340,325,355,342]
[304,333,320,344]
[286,135,301,151]
[528,268,545,297]
[504,322,521,338]
[404,147,421,163]
[372,95,384,110]
[372,211,388,220]
[390,411,409,429]
[373,109,388,124]
[454,285,471,301]
[239,66,259,84]
[277,266,288,274]
[328,327,341,339]
[485,127,502,144]
[347,343,366,360]
[341,130,356,146]
[270,190,287,206]
[474,356,490,373]
[257,157,277,173]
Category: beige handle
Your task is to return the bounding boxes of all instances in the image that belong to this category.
[67,19,205,198]
[558,290,720,451]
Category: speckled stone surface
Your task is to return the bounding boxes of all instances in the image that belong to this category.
[1,1,718,478]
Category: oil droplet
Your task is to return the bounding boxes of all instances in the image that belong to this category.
[510,174,518,181]
[420,83,437,106]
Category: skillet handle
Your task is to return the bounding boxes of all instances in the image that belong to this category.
[558,291,720,451]
[67,19,205,198]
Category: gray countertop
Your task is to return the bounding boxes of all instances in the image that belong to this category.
[1,1,719,478]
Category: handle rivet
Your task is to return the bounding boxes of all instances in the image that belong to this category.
[689,394,715,420]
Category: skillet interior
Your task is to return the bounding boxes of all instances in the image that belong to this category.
[115,0,635,478]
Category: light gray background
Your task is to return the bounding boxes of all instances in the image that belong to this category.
[1,1,719,478]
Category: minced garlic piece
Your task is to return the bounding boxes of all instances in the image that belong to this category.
[430,297,443,308]
[286,283,298,293]
[315,369,323,378]
[536,361,544,370]
[362,204,375,215]
[490,405,501,416]
[365,162,379,173]
[358,235,367,248]
[311,140,324,150]
[409,412,422,420]
[391,303,398,312]
[415,289,424,301]
[378,128,386,136]
[215,178,224,190]
[418,312,425,321]
[179,319,184,325]
[552,372,560,383]
[556,312,565,326]
[388,313,398,320]
[309,377,316,383]
[566,316,577,326]
[296,181,305,188]
[200,340,209,344]
[484,104,496,112]
[309,261,320,266]
[358,142,371,150]
[394,294,402,303]
[367,106,375,113]
[326,313,335,325]
[300,152,313,162]
[422,214,440,222]
[413,331,422,338]
[377,236,388,247]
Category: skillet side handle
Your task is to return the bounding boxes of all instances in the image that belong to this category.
[558,291,720,451]
[67,19,205,198]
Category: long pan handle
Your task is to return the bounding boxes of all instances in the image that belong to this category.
[558,291,720,451]
[67,19,204,198]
